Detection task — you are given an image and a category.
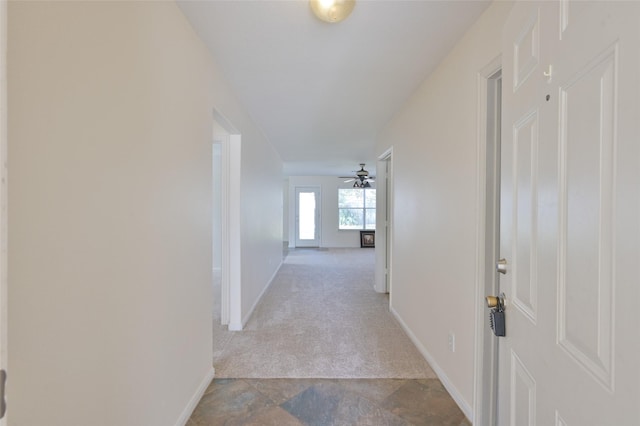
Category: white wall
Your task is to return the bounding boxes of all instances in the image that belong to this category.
[282,178,289,243]
[287,176,373,248]
[375,0,512,416]
[7,1,282,425]
[239,122,283,324]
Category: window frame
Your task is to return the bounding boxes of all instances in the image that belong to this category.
[337,187,376,230]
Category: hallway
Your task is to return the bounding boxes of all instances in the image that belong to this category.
[212,248,434,378]
[190,248,470,424]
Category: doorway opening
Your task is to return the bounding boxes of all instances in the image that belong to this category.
[473,60,501,426]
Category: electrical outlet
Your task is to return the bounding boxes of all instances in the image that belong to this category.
[448,332,456,353]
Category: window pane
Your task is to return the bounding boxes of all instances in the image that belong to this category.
[364,189,376,208]
[339,208,364,229]
[337,188,376,230]
[365,208,376,229]
[338,189,364,208]
[298,192,316,240]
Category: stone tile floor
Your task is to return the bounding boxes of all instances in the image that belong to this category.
[187,378,471,426]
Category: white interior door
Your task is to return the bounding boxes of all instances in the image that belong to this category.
[375,151,392,294]
[295,187,320,247]
[384,159,391,293]
[497,1,640,425]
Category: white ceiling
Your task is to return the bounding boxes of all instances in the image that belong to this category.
[177,0,491,177]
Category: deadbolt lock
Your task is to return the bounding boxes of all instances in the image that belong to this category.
[496,258,508,274]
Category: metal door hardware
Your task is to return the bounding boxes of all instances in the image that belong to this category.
[496,258,508,274]
[486,293,506,337]
[0,369,6,419]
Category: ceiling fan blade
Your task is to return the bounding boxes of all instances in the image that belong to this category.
[343,178,356,183]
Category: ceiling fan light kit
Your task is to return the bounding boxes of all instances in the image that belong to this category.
[310,0,356,23]
[353,180,371,188]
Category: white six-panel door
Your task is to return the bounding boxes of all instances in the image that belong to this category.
[499,1,640,424]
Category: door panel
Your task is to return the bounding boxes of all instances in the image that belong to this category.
[499,3,549,424]
[558,45,616,389]
[512,109,538,323]
[499,1,640,425]
[513,7,539,91]
[510,351,535,426]
[548,6,640,422]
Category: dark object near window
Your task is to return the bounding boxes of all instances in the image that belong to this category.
[360,231,375,248]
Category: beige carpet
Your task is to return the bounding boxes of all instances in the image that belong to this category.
[212,248,436,379]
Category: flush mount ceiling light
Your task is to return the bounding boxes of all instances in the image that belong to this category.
[310,0,355,23]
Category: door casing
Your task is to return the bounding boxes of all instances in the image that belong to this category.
[213,111,242,331]
[0,1,7,423]
[473,56,502,426]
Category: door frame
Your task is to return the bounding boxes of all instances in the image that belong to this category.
[472,56,502,426]
[211,139,223,320]
[213,110,243,331]
[0,1,7,423]
[375,148,393,294]
[294,186,321,248]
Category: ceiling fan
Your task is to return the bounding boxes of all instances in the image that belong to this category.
[339,164,375,188]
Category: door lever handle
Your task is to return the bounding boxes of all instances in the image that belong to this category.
[496,258,508,275]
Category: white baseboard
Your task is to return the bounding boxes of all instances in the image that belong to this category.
[174,367,215,426]
[240,260,284,328]
[390,306,472,422]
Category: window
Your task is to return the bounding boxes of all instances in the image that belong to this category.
[338,188,376,230]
